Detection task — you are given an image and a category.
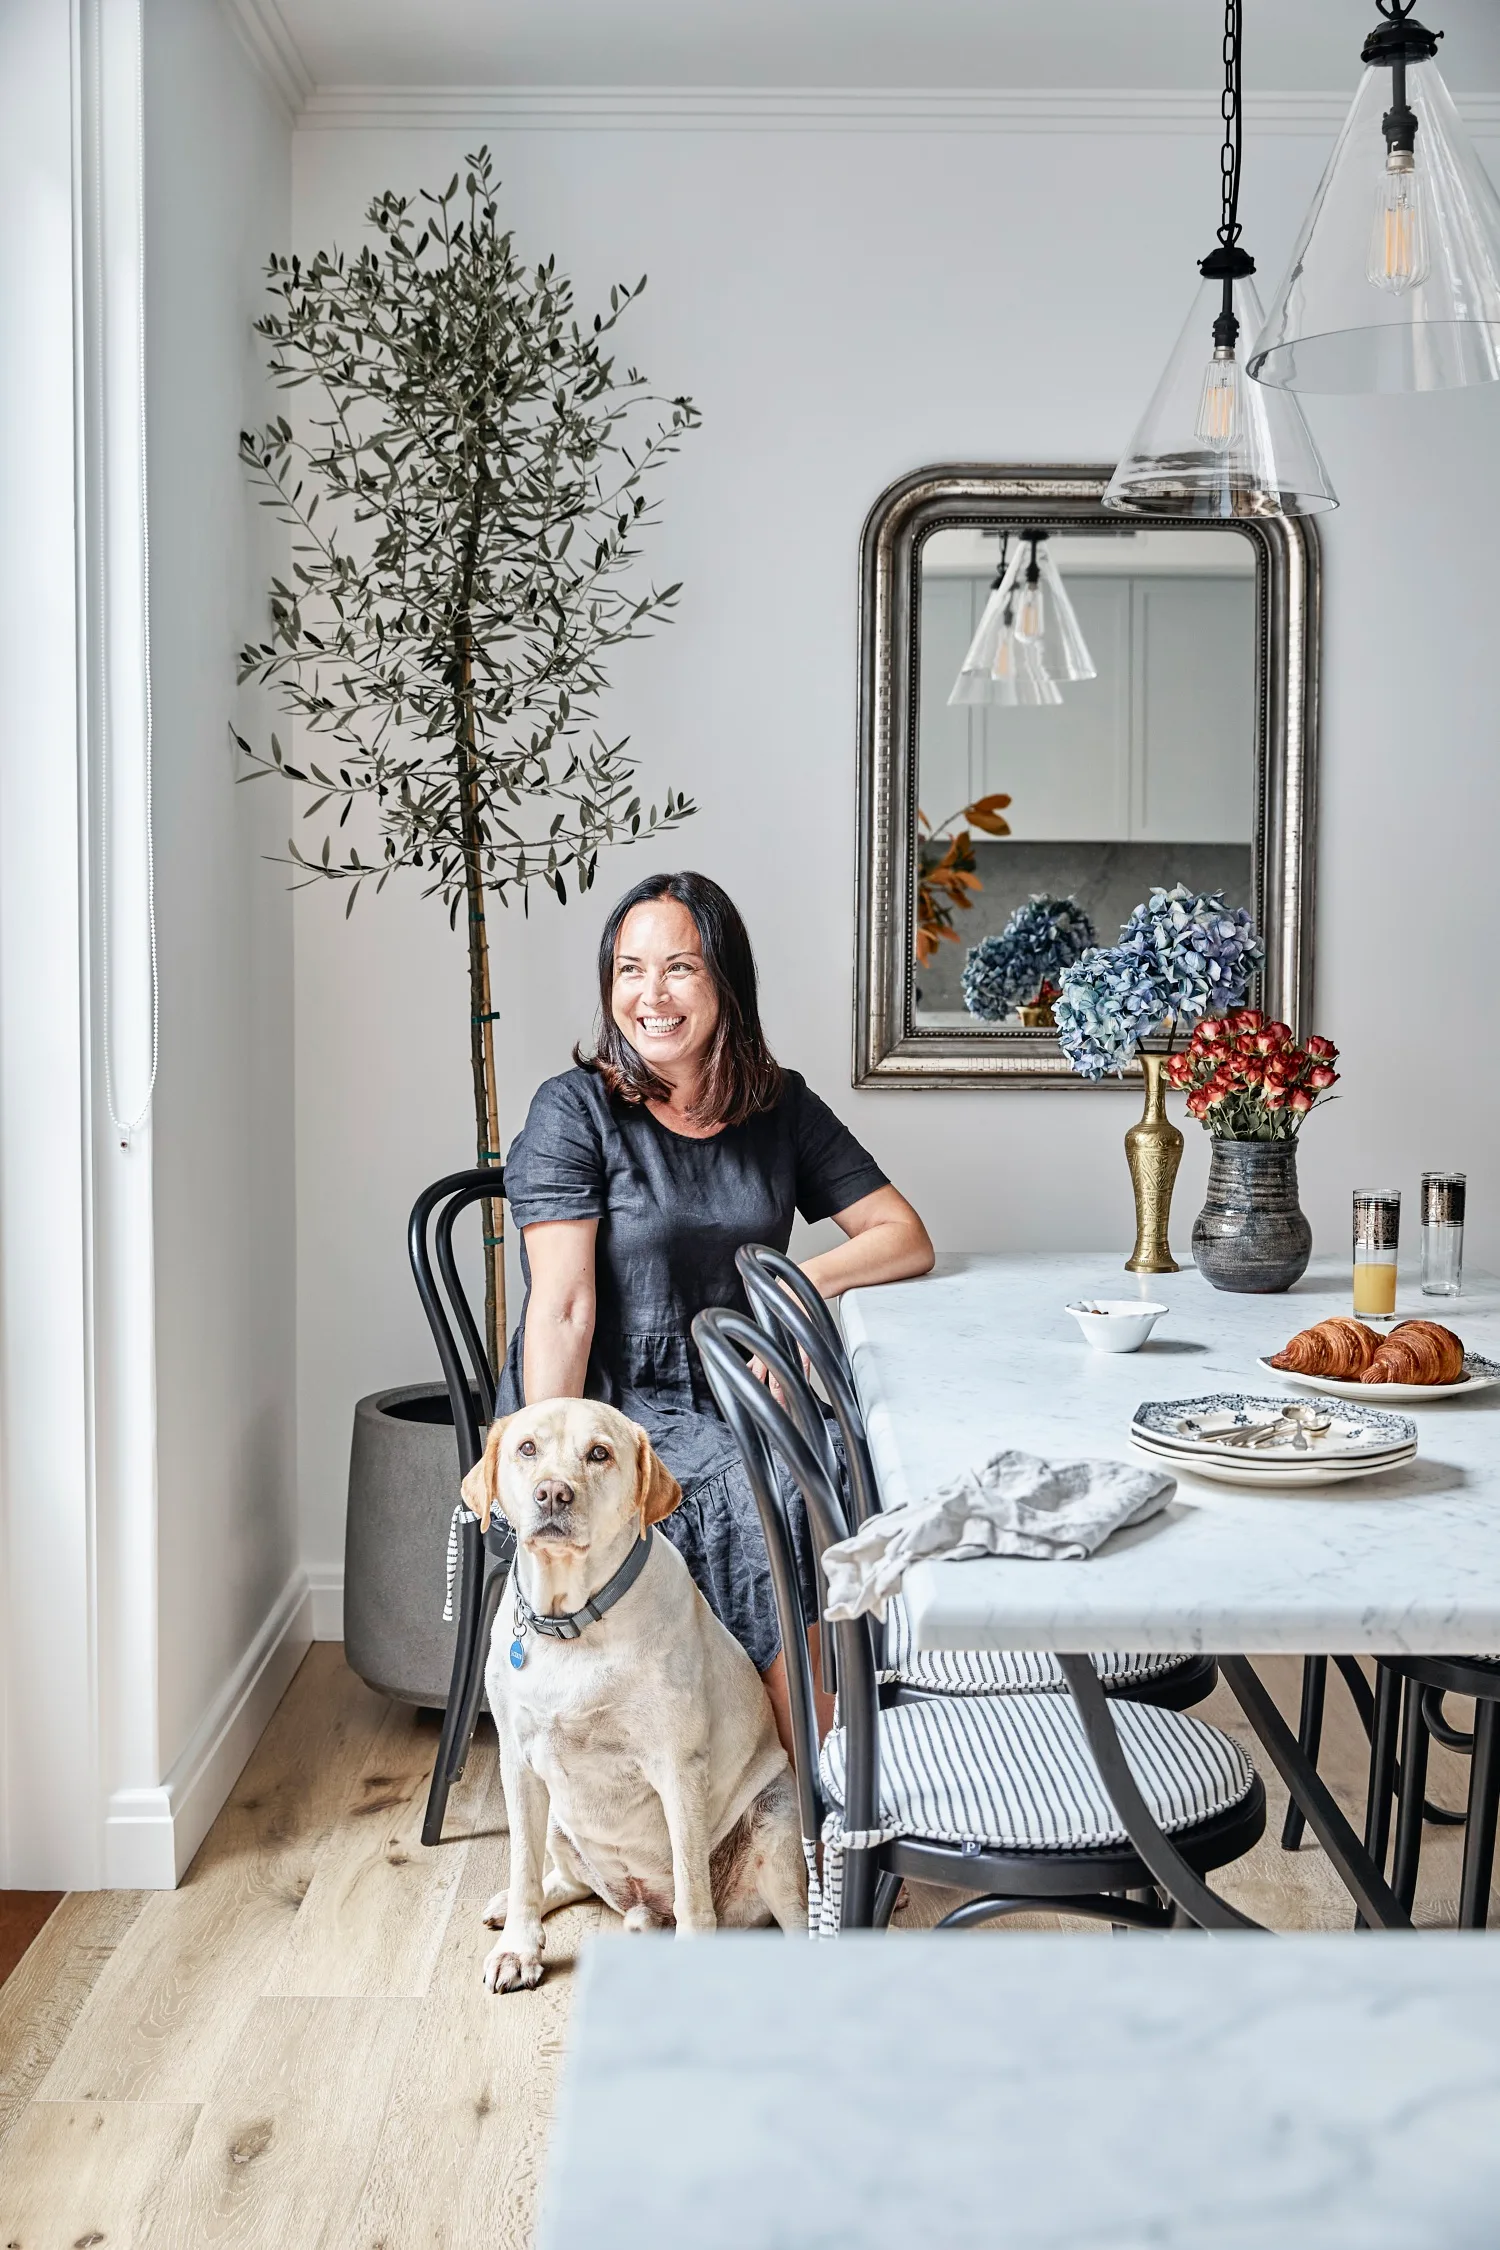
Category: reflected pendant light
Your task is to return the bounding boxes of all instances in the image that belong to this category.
[1103,0,1337,517]
[948,533,1091,706]
[1249,1,1500,393]
[1012,534,1098,683]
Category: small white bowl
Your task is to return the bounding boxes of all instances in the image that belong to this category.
[1066,1299,1169,1353]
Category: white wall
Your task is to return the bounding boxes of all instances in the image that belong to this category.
[290,109,1500,1580]
[141,0,300,1850]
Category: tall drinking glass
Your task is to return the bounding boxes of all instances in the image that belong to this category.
[1421,1172,1466,1297]
[1353,1190,1400,1318]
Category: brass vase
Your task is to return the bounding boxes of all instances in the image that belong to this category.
[1017,995,1057,1029]
[1124,1051,1183,1274]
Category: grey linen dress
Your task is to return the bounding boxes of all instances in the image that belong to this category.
[497,1065,888,1671]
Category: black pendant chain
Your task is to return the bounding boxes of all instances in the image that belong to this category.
[1200,0,1254,350]
[1217,0,1244,257]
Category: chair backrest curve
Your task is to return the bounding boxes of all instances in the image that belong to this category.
[693,1307,882,1849]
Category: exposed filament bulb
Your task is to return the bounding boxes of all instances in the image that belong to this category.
[1195,345,1240,453]
[1013,571,1045,644]
[1368,148,1430,295]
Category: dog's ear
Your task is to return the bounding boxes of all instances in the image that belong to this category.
[631,1421,682,1538]
[461,1416,511,1535]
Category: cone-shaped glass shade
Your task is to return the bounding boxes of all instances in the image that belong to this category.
[1032,544,1097,681]
[948,587,1063,707]
[1104,274,1339,517]
[1249,58,1500,393]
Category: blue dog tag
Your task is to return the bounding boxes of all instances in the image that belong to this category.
[509,1638,526,1670]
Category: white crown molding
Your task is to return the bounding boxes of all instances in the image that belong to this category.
[297,83,1500,136]
[221,0,314,119]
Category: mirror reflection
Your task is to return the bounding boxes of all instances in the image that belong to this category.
[915,524,1256,1028]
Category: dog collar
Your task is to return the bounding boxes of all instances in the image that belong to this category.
[509,1527,654,1668]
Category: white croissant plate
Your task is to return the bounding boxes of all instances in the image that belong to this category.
[1129,1433,1417,1489]
[1257,1353,1500,1404]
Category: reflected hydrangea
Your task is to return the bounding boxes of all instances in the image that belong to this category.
[1055,885,1265,1080]
[961,895,1095,1021]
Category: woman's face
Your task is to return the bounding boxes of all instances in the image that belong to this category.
[612,897,720,1084]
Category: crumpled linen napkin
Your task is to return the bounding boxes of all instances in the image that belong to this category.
[821,1448,1176,1622]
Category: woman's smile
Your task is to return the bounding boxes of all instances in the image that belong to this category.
[612,897,721,1087]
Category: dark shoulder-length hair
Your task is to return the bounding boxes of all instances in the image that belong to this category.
[576,871,783,1127]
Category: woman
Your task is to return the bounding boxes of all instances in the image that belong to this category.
[497,870,934,1749]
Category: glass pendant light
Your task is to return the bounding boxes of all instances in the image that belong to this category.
[1022,536,1097,682]
[948,535,1084,707]
[1103,0,1338,518]
[1249,2,1500,393]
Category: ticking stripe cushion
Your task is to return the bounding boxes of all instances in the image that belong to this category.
[877,1594,1192,1697]
[819,1690,1254,1855]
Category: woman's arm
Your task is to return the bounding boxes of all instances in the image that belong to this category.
[799,1183,934,1300]
[520,1218,599,1402]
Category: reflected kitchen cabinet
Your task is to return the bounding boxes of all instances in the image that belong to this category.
[1131,575,1254,845]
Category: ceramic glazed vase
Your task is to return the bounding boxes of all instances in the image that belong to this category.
[1124,1052,1183,1275]
[1192,1139,1313,1294]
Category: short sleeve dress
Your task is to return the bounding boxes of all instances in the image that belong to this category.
[497,1065,889,1671]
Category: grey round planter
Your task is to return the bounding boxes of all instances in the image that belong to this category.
[343,1382,481,1708]
[1192,1140,1313,1295]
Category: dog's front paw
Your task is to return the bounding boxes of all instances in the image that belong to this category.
[482,1938,544,1994]
[481,1887,508,1929]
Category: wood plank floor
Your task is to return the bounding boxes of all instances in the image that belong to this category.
[0,1646,1486,2246]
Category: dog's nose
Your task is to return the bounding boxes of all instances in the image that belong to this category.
[533,1478,575,1519]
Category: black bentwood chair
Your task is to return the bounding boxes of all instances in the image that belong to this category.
[408,1164,513,1848]
[692,1306,1267,1934]
[1361,1656,1500,1926]
[733,1243,1218,1715]
[1278,1655,1466,1869]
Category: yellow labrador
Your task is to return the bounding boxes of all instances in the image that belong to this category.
[467,1398,808,1993]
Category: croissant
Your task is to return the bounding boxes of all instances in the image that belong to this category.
[1360,1320,1466,1386]
[1268,1317,1383,1380]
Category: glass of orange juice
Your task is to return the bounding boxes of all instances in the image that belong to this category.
[1353,1189,1400,1318]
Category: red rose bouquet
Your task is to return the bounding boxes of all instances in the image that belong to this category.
[1163,1010,1338,1141]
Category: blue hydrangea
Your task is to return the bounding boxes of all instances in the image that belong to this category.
[961,895,1096,1021]
[1054,885,1264,1080]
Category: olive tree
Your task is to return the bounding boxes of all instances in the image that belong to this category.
[237,148,698,1363]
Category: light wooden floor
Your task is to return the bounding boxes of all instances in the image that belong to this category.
[0,1646,1485,2247]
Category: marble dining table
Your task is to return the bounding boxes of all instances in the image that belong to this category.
[840,1252,1500,1928]
[540,1932,1500,2249]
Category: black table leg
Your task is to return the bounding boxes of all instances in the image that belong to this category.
[1280,1656,1326,1850]
[1058,1655,1414,1933]
[1058,1655,1263,1932]
[1220,1656,1411,1931]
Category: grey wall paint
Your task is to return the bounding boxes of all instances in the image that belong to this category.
[145,0,295,1769]
[288,116,1500,1573]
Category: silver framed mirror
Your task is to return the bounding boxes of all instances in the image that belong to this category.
[853,464,1319,1089]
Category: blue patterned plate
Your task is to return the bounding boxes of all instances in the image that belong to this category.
[1133,1392,1416,1463]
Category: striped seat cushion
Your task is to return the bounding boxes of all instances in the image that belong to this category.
[878,1594,1192,1697]
[819,1689,1254,1855]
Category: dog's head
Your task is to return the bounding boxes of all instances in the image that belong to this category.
[460,1398,681,1559]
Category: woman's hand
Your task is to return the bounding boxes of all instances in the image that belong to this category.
[748,1338,813,1405]
[520,1218,599,1403]
[800,1183,934,1301]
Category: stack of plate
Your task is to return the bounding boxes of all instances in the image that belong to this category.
[1130,1393,1418,1489]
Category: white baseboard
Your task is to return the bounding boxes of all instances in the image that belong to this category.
[305,1562,344,1641]
[104,1567,314,1888]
